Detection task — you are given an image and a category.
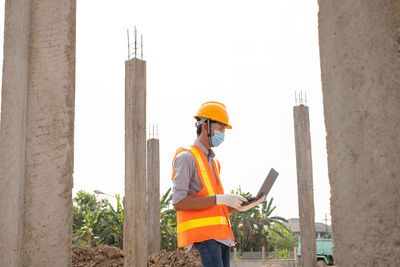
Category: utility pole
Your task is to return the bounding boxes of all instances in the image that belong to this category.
[324,213,329,234]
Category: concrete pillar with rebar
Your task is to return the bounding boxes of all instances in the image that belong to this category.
[0,0,76,266]
[147,137,160,256]
[293,103,317,267]
[124,58,147,267]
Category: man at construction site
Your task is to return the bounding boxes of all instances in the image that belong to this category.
[171,101,266,267]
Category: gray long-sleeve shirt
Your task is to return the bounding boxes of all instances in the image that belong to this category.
[172,139,235,248]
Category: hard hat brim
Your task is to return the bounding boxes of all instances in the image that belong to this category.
[194,116,232,129]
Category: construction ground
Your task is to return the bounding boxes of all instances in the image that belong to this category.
[0,0,399,267]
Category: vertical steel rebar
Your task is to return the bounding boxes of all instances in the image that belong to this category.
[127,29,130,60]
[134,26,137,59]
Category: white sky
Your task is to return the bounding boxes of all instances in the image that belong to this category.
[0,0,331,224]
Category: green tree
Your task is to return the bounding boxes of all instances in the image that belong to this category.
[229,187,289,253]
[268,224,298,252]
[71,188,291,253]
[73,202,103,247]
[73,190,109,232]
[72,191,124,248]
[97,194,124,248]
[73,189,176,250]
[160,188,178,250]
[258,197,289,251]
[321,233,332,239]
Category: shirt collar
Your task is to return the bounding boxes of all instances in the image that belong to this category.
[194,139,215,159]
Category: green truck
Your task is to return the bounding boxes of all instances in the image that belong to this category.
[297,239,334,266]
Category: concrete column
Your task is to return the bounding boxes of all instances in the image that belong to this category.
[318,1,400,266]
[0,1,30,266]
[293,104,317,267]
[0,0,76,266]
[294,247,298,267]
[261,246,265,260]
[124,58,147,267]
[146,138,160,256]
[23,1,76,266]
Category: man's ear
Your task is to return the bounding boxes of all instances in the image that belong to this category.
[202,121,214,136]
[202,122,207,132]
[202,122,210,136]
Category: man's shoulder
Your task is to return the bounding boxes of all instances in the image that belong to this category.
[174,149,195,163]
[173,149,196,179]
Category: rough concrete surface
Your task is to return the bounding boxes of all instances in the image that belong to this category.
[0,0,31,266]
[318,0,400,266]
[0,0,76,266]
[124,58,147,267]
[293,105,317,267]
[147,138,161,256]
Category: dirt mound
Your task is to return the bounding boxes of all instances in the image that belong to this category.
[72,246,124,267]
[147,250,202,267]
[72,247,201,267]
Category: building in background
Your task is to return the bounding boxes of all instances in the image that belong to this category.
[285,218,331,239]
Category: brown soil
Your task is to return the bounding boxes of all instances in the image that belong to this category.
[72,246,124,267]
[147,250,202,267]
[72,247,202,267]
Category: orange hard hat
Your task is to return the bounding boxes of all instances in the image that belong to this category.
[194,101,232,129]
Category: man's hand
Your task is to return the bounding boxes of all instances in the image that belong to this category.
[216,194,248,210]
[236,195,266,212]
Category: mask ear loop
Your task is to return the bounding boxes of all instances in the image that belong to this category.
[207,119,213,147]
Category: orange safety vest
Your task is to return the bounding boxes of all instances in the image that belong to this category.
[171,145,234,248]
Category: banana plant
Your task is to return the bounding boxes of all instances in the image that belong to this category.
[229,187,289,253]
[73,203,103,247]
[98,194,124,248]
[160,188,178,250]
[72,191,123,248]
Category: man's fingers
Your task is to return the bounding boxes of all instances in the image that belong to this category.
[234,199,243,209]
[238,196,248,202]
[217,194,252,209]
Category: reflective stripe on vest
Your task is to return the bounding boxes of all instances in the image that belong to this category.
[189,146,215,196]
[177,216,228,233]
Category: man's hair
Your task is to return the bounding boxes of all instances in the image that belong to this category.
[196,124,202,136]
[196,118,215,136]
